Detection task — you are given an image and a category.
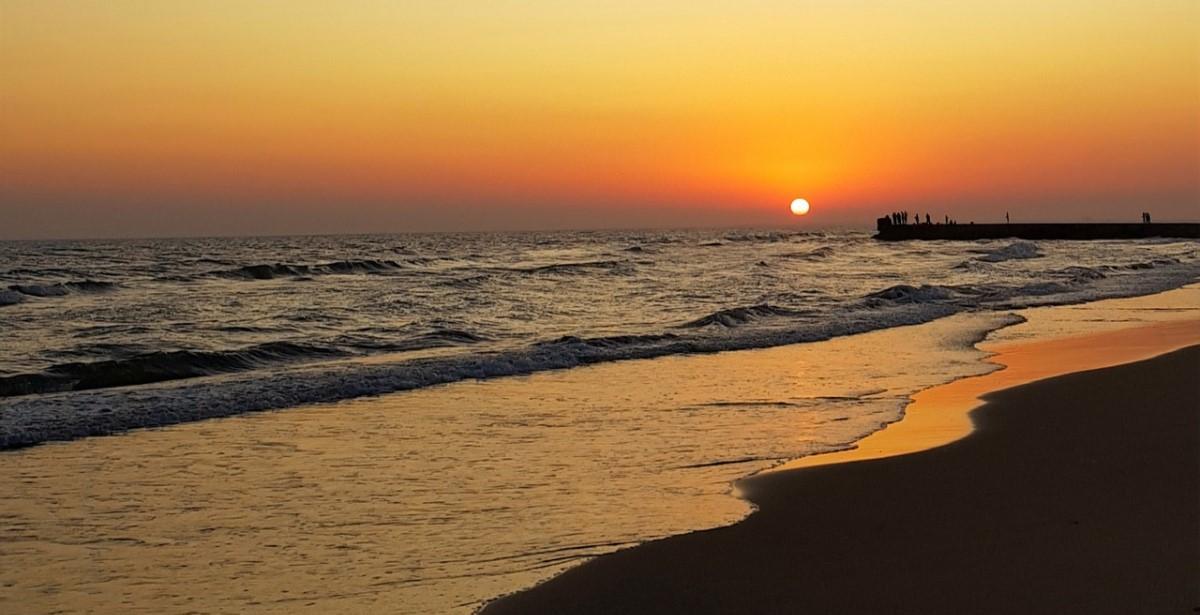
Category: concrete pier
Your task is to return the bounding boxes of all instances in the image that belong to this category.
[874,221,1200,241]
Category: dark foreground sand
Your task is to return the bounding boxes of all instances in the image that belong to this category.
[484,346,1200,614]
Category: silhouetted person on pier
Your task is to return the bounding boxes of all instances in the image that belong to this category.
[925,213,931,224]
[1006,212,1010,223]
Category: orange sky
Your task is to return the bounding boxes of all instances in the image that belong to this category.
[1,1,1197,238]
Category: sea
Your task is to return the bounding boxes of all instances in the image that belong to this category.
[1,229,1198,613]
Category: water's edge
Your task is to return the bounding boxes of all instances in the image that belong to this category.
[473,285,1198,614]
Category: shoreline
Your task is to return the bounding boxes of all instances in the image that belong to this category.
[772,318,1200,473]
[1,288,1195,614]
[482,325,1200,613]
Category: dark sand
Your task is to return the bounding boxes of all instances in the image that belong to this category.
[483,346,1200,614]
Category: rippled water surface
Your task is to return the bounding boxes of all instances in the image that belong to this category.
[2,230,1197,447]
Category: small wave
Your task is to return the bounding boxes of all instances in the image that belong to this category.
[688,401,802,409]
[212,259,404,281]
[11,284,68,297]
[680,304,804,328]
[722,231,792,243]
[538,332,680,349]
[971,241,1043,263]
[0,341,348,398]
[0,290,25,306]
[66,280,117,292]
[417,329,489,345]
[508,260,628,276]
[779,246,834,260]
[1103,257,1181,271]
[6,280,117,298]
[952,260,992,272]
[866,284,956,304]
[1055,266,1106,281]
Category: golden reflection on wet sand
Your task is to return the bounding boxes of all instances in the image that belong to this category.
[776,318,1200,472]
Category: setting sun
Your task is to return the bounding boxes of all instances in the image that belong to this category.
[0,3,1197,614]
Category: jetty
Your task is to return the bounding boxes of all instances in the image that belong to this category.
[875,220,1200,241]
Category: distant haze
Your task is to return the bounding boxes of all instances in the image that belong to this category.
[2,1,1197,240]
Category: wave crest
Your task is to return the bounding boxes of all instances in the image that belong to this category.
[212,259,404,280]
[971,241,1043,263]
[681,304,804,328]
[0,290,25,306]
[866,284,956,304]
[507,260,629,276]
[0,341,348,398]
[6,280,117,299]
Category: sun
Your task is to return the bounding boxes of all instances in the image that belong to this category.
[790,198,810,216]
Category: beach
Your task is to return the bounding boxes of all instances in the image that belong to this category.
[5,1,1200,612]
[483,325,1200,614]
[0,273,1197,613]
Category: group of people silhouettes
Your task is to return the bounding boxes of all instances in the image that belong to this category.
[887,211,929,225]
[885,211,960,225]
[1141,212,1153,223]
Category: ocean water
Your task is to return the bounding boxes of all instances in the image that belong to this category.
[1,230,1199,613]
[2,229,1197,447]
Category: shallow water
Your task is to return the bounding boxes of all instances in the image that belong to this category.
[1,311,1019,614]
[2,230,1198,448]
[7,278,1196,615]
[5,285,1195,614]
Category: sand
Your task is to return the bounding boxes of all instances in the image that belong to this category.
[483,341,1200,613]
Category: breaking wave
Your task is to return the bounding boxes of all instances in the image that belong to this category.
[1,280,118,306]
[0,341,348,397]
[6,280,116,298]
[0,327,491,399]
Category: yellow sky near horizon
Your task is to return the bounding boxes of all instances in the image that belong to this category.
[1,1,1197,237]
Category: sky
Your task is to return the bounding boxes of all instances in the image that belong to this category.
[1,1,1197,239]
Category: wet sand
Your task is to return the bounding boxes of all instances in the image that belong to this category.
[483,336,1200,613]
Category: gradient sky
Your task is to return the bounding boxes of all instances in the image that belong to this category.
[2,1,1197,239]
